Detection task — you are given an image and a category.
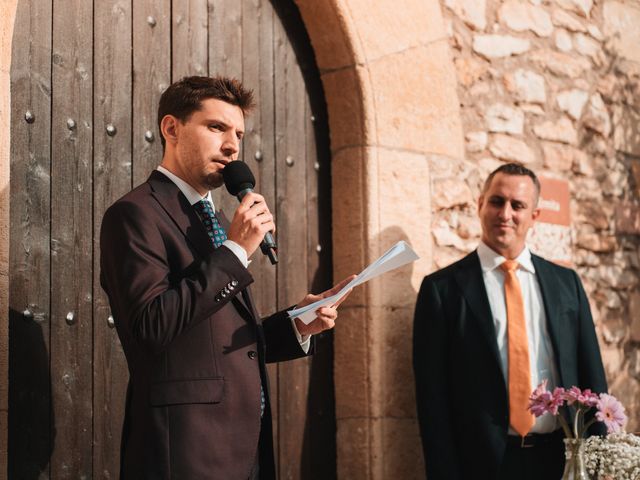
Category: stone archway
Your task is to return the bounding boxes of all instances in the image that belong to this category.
[294,1,464,477]
[0,1,464,477]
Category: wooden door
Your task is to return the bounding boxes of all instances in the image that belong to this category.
[8,0,334,478]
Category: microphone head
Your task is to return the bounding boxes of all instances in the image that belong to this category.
[223,161,256,196]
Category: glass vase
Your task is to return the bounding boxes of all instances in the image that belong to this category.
[562,438,589,480]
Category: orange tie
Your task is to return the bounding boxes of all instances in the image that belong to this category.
[501,260,535,437]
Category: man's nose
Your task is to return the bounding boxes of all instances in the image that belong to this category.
[222,133,239,157]
[498,204,512,220]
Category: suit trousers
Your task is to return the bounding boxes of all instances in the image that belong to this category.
[499,436,565,480]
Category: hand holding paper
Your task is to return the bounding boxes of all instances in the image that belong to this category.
[290,241,420,325]
[293,275,357,336]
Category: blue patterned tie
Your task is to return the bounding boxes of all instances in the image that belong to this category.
[193,199,227,248]
[194,199,265,417]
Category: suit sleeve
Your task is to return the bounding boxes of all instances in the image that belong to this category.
[413,278,461,480]
[261,310,313,364]
[100,200,254,355]
[573,270,608,436]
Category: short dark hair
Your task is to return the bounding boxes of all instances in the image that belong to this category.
[157,76,255,148]
[482,162,541,202]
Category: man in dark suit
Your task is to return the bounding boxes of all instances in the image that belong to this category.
[100,76,352,479]
[413,163,607,480]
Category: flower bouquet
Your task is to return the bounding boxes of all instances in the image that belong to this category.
[528,381,630,480]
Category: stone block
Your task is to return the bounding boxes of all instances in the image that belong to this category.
[576,232,617,253]
[331,147,368,286]
[334,307,372,419]
[609,373,640,432]
[556,89,589,120]
[444,0,487,31]
[498,1,553,37]
[504,69,546,104]
[336,417,372,479]
[489,134,536,164]
[321,66,372,153]
[583,93,611,136]
[556,0,593,18]
[378,418,425,480]
[455,56,489,87]
[484,103,524,134]
[542,142,583,172]
[573,33,603,64]
[554,29,573,51]
[601,345,625,381]
[552,9,588,32]
[368,40,464,159]
[530,49,590,77]
[472,34,530,59]
[632,161,640,197]
[375,148,432,293]
[374,306,416,417]
[575,201,611,230]
[432,178,474,210]
[603,1,640,63]
[345,0,446,62]
[615,203,640,234]
[629,291,640,342]
[465,131,488,152]
[295,1,363,71]
[612,104,640,157]
[533,117,577,145]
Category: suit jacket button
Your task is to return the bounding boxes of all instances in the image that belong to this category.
[231,280,238,287]
[248,350,257,360]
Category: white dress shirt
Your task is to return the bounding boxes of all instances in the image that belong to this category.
[477,241,560,434]
[156,166,310,351]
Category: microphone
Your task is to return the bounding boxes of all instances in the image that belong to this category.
[222,161,278,265]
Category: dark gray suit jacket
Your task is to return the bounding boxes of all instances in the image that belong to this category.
[100,171,309,479]
[413,251,607,480]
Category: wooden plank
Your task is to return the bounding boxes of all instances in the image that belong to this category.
[208,0,243,219]
[132,0,171,187]
[172,0,208,80]
[50,0,94,476]
[93,0,132,477]
[208,0,242,79]
[240,0,281,471]
[303,92,337,480]
[274,16,310,479]
[8,0,53,477]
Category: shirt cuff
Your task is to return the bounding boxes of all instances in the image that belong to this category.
[223,239,249,268]
[290,317,311,354]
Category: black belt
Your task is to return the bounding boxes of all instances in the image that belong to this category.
[506,429,564,448]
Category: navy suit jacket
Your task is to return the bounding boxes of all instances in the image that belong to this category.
[412,251,607,480]
[100,171,309,479]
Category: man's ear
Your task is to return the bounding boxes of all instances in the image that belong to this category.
[478,195,484,214]
[532,207,541,221]
[160,115,179,146]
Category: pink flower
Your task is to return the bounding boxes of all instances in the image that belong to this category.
[564,386,599,408]
[528,381,565,417]
[596,393,627,434]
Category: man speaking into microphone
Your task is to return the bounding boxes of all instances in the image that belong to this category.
[99,76,353,480]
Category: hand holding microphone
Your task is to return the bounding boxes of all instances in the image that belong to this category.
[223,161,278,265]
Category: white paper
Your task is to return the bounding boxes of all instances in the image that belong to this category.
[289,241,419,324]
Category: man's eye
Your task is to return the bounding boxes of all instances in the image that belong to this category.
[209,124,222,130]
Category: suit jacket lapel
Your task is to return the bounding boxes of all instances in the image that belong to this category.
[147,171,256,321]
[454,252,503,373]
[531,255,569,387]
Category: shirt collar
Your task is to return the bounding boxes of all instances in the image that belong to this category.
[157,166,214,208]
[477,241,535,274]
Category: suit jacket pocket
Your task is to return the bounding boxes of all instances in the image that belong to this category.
[150,377,224,406]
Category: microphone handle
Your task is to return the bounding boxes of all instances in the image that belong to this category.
[237,188,278,265]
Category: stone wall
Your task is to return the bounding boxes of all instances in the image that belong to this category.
[436,0,640,431]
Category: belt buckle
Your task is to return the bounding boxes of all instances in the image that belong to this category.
[520,435,535,448]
